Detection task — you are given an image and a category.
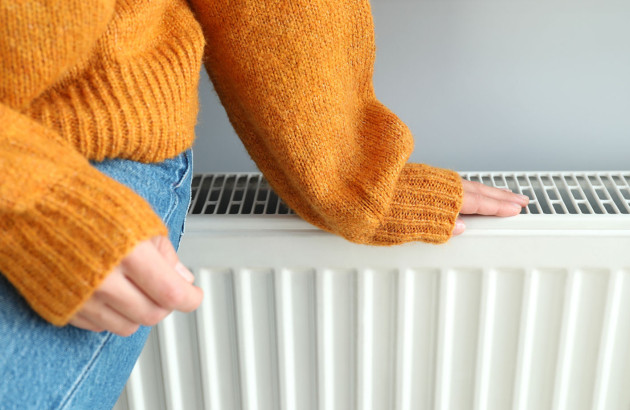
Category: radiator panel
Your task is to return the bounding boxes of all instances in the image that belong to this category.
[114,266,630,410]
[113,171,630,410]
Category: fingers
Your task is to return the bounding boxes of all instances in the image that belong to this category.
[452,180,529,237]
[70,303,139,337]
[69,314,104,333]
[121,240,203,313]
[466,180,529,206]
[460,180,529,217]
[461,191,524,216]
[96,268,170,326]
[151,235,180,266]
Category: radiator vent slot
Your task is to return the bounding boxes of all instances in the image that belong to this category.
[189,174,295,216]
[189,172,630,216]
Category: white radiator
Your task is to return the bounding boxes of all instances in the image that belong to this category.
[114,171,630,410]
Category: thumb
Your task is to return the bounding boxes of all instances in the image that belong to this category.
[150,235,195,283]
[452,217,466,236]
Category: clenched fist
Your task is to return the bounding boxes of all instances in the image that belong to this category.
[69,236,203,336]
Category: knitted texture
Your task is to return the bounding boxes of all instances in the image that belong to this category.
[1,0,463,325]
[189,0,464,245]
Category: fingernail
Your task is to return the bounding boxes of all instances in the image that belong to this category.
[511,202,524,210]
[175,262,195,283]
[453,220,466,235]
[501,188,512,192]
[518,194,530,202]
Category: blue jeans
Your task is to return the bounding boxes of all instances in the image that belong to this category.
[0,148,194,409]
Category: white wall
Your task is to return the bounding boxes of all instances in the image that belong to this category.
[192,0,630,173]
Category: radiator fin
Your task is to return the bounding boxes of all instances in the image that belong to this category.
[475,268,524,410]
[594,268,630,410]
[197,268,241,410]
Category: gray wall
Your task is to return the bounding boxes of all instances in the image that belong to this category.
[192,0,630,173]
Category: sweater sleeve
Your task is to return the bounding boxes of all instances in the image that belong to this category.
[0,105,169,325]
[0,1,167,325]
[189,0,463,245]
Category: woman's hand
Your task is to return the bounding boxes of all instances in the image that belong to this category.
[452,179,530,236]
[69,235,203,337]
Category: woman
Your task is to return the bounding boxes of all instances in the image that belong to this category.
[0,0,527,407]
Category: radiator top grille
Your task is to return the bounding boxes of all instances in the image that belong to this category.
[190,174,295,216]
[188,172,630,216]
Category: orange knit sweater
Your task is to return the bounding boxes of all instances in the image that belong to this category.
[0,0,463,326]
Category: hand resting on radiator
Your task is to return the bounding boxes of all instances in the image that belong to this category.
[68,235,203,337]
[452,179,530,236]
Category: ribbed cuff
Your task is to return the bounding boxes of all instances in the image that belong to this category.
[0,166,168,326]
[371,164,463,245]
